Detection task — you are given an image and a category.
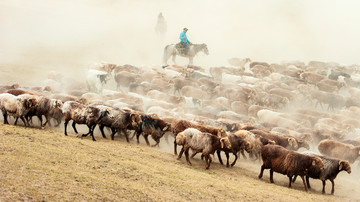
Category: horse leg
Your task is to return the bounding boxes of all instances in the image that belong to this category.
[172,54,177,65]
[189,57,193,65]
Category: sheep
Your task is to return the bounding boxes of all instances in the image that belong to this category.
[135,113,170,147]
[173,78,200,95]
[258,145,325,192]
[86,69,109,93]
[114,71,141,91]
[216,133,251,167]
[250,129,299,150]
[0,84,20,93]
[180,85,208,100]
[62,101,113,141]
[175,128,232,169]
[108,108,142,142]
[293,152,351,194]
[171,119,228,156]
[91,62,117,76]
[6,89,41,96]
[234,129,273,160]
[300,72,326,85]
[318,139,360,163]
[228,57,251,69]
[25,96,63,128]
[0,93,37,127]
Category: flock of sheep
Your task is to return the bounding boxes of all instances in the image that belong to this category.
[1,59,360,195]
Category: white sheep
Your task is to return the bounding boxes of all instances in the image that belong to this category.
[86,69,109,93]
[0,93,37,126]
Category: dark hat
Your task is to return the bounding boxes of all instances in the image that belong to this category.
[183,28,188,31]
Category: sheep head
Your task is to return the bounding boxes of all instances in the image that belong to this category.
[312,156,325,171]
[339,161,351,174]
[220,137,231,149]
[288,137,299,150]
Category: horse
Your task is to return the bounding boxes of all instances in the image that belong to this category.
[162,43,209,68]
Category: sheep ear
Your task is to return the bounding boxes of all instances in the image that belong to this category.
[287,138,293,146]
[312,160,316,166]
[339,161,343,170]
[220,138,224,148]
[163,126,168,131]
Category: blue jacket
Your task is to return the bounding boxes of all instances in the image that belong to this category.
[180,31,190,43]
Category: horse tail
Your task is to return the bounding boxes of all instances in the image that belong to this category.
[162,45,170,68]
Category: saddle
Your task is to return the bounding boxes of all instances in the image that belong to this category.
[176,42,188,55]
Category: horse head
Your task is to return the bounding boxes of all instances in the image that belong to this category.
[201,44,209,55]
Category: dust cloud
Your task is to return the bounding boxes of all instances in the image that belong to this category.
[2,0,360,69]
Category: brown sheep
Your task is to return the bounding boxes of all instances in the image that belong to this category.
[293,152,351,194]
[258,145,324,192]
[216,133,251,167]
[180,85,208,99]
[300,72,325,85]
[318,139,360,163]
[250,129,299,150]
[62,101,113,141]
[25,96,63,128]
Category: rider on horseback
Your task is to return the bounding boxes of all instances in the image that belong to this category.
[179,28,191,55]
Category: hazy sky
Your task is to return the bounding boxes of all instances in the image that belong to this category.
[1,0,360,67]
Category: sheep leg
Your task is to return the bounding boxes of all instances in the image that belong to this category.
[184,146,192,166]
[55,118,61,127]
[64,120,69,136]
[306,176,311,189]
[191,151,199,159]
[230,152,238,167]
[269,169,274,183]
[110,129,116,140]
[216,150,224,165]
[90,125,96,141]
[204,155,209,169]
[292,175,297,183]
[72,121,78,134]
[300,175,308,192]
[42,115,49,128]
[129,130,136,140]
[136,131,141,144]
[208,155,212,169]
[3,112,9,124]
[82,126,92,137]
[258,165,265,179]
[37,115,43,127]
[151,138,160,147]
[240,150,248,160]
[20,116,28,127]
[225,152,230,167]
[321,180,326,194]
[122,129,130,143]
[288,176,292,188]
[99,125,107,138]
[330,179,335,194]
[174,139,178,155]
[14,117,19,125]
[143,134,150,146]
[177,147,184,160]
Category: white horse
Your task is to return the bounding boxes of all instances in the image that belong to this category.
[162,43,209,68]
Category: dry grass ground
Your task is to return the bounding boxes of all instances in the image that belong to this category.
[0,123,357,201]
